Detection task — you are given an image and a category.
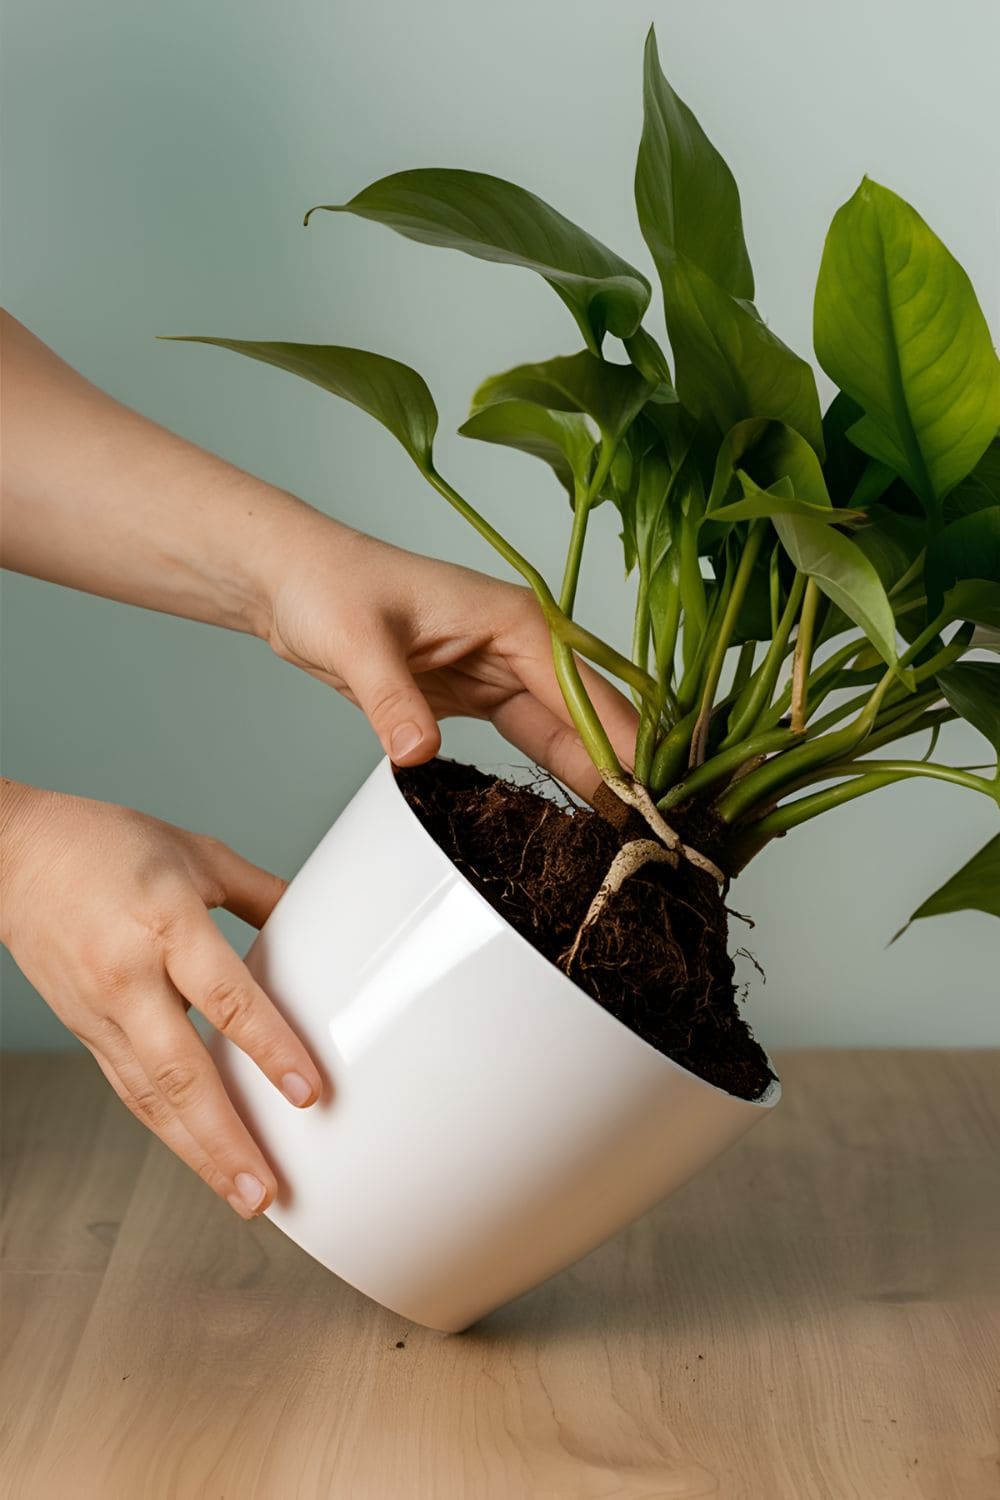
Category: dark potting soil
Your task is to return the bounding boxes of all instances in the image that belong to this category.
[395,758,776,1102]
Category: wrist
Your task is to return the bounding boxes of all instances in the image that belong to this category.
[244,499,370,652]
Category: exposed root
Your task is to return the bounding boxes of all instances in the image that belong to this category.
[603,775,725,885]
[561,838,676,973]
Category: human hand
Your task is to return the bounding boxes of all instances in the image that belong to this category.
[262,518,639,800]
[0,780,322,1217]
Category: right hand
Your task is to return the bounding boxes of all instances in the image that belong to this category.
[0,779,322,1218]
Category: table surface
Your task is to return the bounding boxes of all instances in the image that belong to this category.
[1,1050,998,1500]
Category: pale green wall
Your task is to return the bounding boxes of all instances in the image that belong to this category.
[2,0,997,1049]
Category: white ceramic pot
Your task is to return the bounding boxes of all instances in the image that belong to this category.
[211,757,780,1332]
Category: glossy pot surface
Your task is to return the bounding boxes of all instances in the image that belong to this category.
[211,758,780,1332]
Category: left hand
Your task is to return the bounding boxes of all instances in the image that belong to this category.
[263,519,639,802]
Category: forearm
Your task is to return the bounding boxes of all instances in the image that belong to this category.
[0,310,338,637]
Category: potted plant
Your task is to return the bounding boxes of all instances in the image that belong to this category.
[168,27,999,1332]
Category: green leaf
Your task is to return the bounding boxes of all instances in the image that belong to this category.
[623,325,675,386]
[307,169,651,353]
[944,438,1000,523]
[926,508,1000,616]
[936,663,1000,755]
[895,834,1000,936]
[707,418,833,512]
[942,580,1000,631]
[617,437,675,578]
[658,254,824,454]
[707,488,855,529]
[469,350,652,450]
[457,400,595,501]
[814,179,1000,517]
[635,26,754,300]
[774,511,912,681]
[161,337,438,469]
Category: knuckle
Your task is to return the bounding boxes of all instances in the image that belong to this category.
[124,1083,163,1126]
[152,1059,203,1107]
[204,977,255,1034]
[366,681,413,726]
[135,899,184,946]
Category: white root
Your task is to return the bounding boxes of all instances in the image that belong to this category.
[603,775,725,885]
[561,838,676,972]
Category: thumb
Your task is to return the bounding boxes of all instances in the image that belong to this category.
[348,644,442,766]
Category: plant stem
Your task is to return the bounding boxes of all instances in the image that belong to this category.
[559,480,591,615]
[731,640,757,696]
[723,571,807,746]
[631,571,651,686]
[559,446,615,615]
[427,467,625,777]
[790,578,820,733]
[657,727,800,811]
[650,707,698,791]
[426,467,656,703]
[792,758,997,797]
[689,522,766,766]
[715,670,896,823]
[750,760,997,840]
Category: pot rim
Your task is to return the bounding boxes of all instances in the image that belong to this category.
[381,755,781,1109]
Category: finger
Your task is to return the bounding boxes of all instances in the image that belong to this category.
[497,652,639,787]
[501,613,639,773]
[491,691,608,803]
[124,985,279,1214]
[164,902,322,1108]
[87,1039,262,1219]
[345,636,442,766]
[196,838,288,929]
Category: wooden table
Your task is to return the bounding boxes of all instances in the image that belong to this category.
[1,1051,998,1499]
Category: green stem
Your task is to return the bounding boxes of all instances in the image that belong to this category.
[751,760,996,840]
[559,480,591,615]
[427,467,623,778]
[631,571,651,686]
[559,445,615,615]
[731,640,757,695]
[723,571,807,746]
[650,707,699,791]
[758,632,867,731]
[795,758,996,797]
[426,469,656,703]
[789,578,821,733]
[550,640,623,778]
[690,522,766,766]
[657,727,800,812]
[715,671,896,824]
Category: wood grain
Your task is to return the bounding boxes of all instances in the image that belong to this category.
[2,1051,998,1499]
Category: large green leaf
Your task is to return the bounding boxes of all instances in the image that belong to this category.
[942,580,1000,631]
[162,337,438,469]
[936,663,1000,756]
[457,400,594,501]
[469,350,652,450]
[635,26,754,300]
[658,254,824,454]
[774,511,911,681]
[306,170,651,353]
[945,438,1000,522]
[814,179,1000,518]
[707,418,833,512]
[926,508,1000,615]
[896,834,1000,937]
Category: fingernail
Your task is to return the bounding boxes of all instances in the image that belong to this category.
[234,1171,267,1212]
[390,722,422,760]
[281,1070,314,1107]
